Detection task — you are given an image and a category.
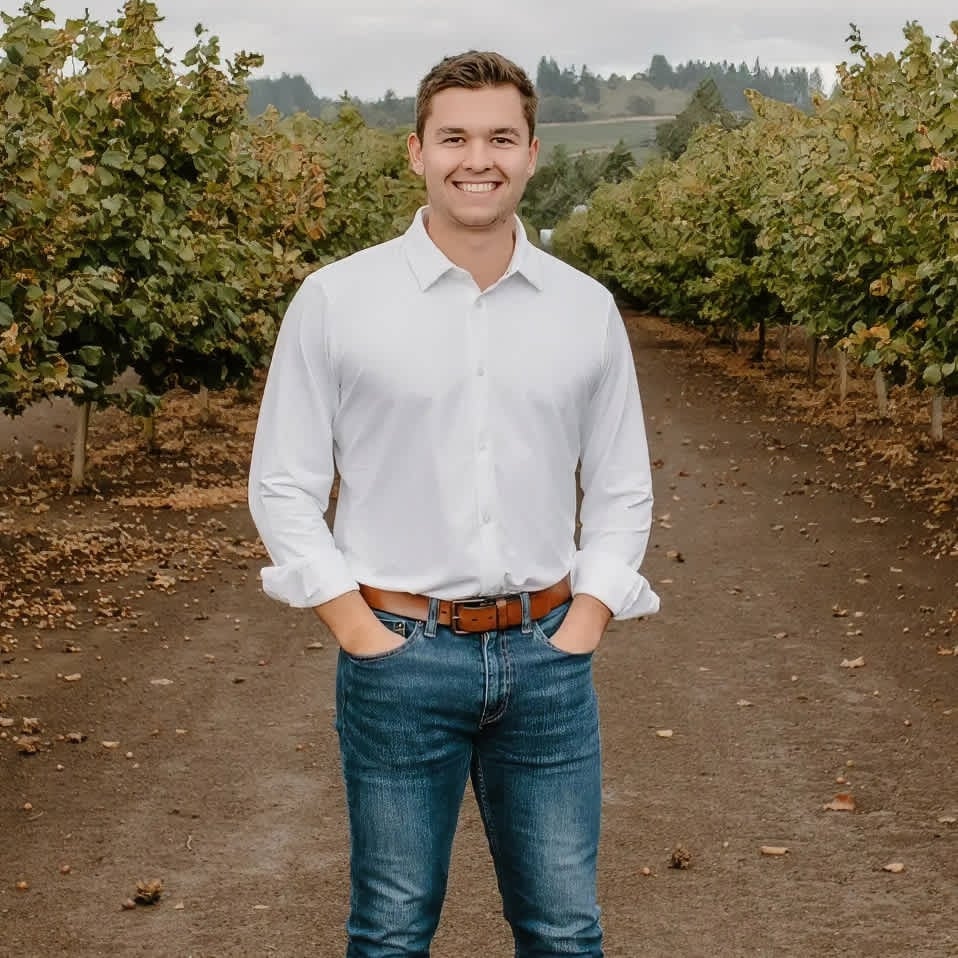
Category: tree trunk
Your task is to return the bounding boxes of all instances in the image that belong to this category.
[141,414,157,451]
[930,392,944,442]
[779,326,788,371]
[807,338,819,386]
[874,369,889,418]
[838,351,849,403]
[752,317,766,362]
[198,386,211,424]
[70,402,91,492]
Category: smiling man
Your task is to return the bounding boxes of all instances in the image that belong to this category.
[249,51,659,957]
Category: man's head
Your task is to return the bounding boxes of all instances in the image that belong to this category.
[415,51,538,143]
[408,51,540,239]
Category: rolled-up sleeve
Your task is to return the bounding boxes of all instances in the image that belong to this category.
[248,278,357,608]
[573,298,660,620]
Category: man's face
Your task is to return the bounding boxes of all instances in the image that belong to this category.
[408,84,539,235]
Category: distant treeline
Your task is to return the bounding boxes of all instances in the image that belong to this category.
[247,53,824,126]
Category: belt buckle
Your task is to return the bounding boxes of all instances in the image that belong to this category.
[450,598,495,634]
[450,594,520,634]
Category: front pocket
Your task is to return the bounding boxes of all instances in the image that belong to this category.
[343,616,425,663]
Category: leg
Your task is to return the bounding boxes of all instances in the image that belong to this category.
[336,615,479,957]
[471,606,604,957]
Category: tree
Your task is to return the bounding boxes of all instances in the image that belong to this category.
[647,54,675,89]
[579,65,601,104]
[656,78,740,158]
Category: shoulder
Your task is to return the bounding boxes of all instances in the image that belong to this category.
[527,246,616,319]
[304,235,406,294]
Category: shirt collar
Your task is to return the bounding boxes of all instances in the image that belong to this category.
[402,206,544,293]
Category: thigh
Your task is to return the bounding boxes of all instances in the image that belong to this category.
[336,614,477,955]
[471,604,603,956]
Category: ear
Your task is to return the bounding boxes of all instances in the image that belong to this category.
[527,136,540,177]
[407,132,424,175]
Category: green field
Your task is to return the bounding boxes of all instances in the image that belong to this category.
[536,116,669,160]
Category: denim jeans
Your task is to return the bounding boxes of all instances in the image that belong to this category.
[335,598,603,957]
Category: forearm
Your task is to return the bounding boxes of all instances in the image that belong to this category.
[313,589,380,646]
[565,592,613,638]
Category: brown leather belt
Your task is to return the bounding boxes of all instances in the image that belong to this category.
[358,575,572,635]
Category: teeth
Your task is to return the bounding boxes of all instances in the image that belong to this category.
[457,182,497,193]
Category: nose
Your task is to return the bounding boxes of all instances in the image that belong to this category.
[462,139,493,171]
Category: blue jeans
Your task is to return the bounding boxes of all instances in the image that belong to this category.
[335,598,603,957]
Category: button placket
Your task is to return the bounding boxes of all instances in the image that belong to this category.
[472,294,497,590]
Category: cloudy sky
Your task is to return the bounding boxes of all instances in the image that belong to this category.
[18,0,958,98]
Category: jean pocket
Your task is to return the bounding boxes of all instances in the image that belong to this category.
[343,613,425,663]
[531,600,592,656]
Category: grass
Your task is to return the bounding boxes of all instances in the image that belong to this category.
[536,116,667,160]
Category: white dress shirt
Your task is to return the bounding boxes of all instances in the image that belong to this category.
[248,208,659,620]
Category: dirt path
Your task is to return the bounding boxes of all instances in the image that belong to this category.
[1,314,955,958]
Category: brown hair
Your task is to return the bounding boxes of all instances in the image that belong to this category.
[415,51,538,142]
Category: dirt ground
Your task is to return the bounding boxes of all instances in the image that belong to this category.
[0,312,955,958]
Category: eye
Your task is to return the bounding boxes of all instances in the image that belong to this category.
[492,137,517,145]
[442,136,464,144]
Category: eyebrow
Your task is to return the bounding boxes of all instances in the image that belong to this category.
[435,126,522,138]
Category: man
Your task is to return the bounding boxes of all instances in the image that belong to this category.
[248,50,659,957]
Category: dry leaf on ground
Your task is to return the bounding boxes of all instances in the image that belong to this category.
[823,793,856,812]
[840,656,866,669]
[760,846,789,856]
[882,862,906,873]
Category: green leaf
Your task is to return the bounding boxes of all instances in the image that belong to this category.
[100,150,129,169]
[77,345,104,366]
[923,364,942,386]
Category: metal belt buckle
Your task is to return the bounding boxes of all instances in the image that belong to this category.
[451,594,520,634]
[450,598,495,634]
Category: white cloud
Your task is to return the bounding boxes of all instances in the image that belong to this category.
[15,0,956,98]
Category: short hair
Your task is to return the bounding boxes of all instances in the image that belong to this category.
[415,51,538,142]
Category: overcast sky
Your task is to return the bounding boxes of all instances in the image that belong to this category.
[15,1,958,98]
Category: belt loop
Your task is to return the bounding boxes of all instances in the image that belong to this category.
[425,597,439,638]
[520,591,532,634]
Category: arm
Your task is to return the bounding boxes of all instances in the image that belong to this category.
[559,299,659,649]
[247,279,399,653]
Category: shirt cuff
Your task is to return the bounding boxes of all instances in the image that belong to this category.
[259,553,359,609]
[571,548,660,620]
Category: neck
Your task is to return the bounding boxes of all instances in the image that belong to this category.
[424,211,517,291]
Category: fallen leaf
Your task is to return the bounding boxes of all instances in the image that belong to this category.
[149,678,173,686]
[65,732,86,744]
[736,699,754,707]
[882,862,906,874]
[655,729,674,738]
[823,793,856,813]
[832,606,849,618]
[305,642,324,650]
[760,846,789,856]
[134,879,163,905]
[63,673,82,682]
[101,740,120,749]
[666,550,685,563]
[937,816,956,825]
[640,866,653,877]
[840,657,865,669]
[669,846,691,869]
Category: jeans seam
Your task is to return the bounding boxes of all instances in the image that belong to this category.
[471,752,506,896]
[481,632,512,726]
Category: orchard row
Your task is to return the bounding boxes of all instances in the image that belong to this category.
[0,0,423,421]
[553,23,958,432]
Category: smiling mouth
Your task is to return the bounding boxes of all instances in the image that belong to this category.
[454,182,500,193]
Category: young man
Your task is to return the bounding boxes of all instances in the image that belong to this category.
[249,51,659,957]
